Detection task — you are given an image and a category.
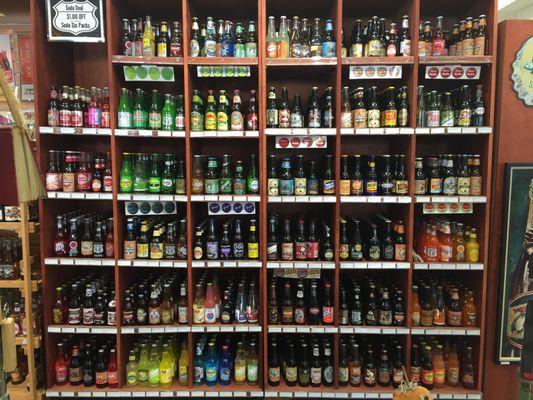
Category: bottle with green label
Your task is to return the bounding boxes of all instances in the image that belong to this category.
[246,21,258,57]
[217,90,229,131]
[247,154,259,194]
[161,154,176,194]
[204,90,217,131]
[190,90,204,131]
[161,94,175,131]
[137,343,150,387]
[119,153,134,193]
[219,154,233,194]
[132,89,148,129]
[233,161,246,195]
[126,349,139,387]
[133,153,149,193]
[204,157,220,194]
[148,343,160,387]
[118,88,132,129]
[149,154,162,193]
[148,90,162,130]
[234,22,246,57]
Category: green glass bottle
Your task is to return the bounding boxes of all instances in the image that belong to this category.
[233,160,246,195]
[204,157,219,194]
[217,90,229,131]
[190,90,204,131]
[119,153,134,193]
[148,90,162,130]
[219,154,233,194]
[132,89,148,129]
[234,22,246,57]
[133,153,148,193]
[175,94,185,131]
[161,94,175,131]
[148,154,162,193]
[204,90,217,131]
[118,88,132,129]
[247,153,259,194]
[161,154,176,194]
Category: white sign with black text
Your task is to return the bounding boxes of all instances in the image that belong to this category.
[46,0,105,42]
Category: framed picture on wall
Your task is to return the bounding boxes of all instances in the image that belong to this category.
[496,163,533,364]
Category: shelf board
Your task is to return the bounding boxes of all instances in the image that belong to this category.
[120,325,190,334]
[190,195,260,202]
[190,130,259,138]
[46,192,113,200]
[15,334,41,348]
[340,261,410,270]
[39,127,112,136]
[8,382,44,400]
[265,128,336,136]
[191,260,262,268]
[191,324,262,333]
[44,257,115,267]
[340,196,412,204]
[419,55,493,65]
[0,221,39,233]
[266,57,337,66]
[411,327,481,336]
[118,259,187,268]
[47,325,117,334]
[338,326,409,335]
[342,56,414,65]
[268,325,337,334]
[268,196,336,203]
[116,193,187,202]
[114,129,185,138]
[340,127,414,135]
[188,57,258,65]
[46,386,263,397]
[266,261,335,269]
[413,262,484,271]
[0,280,26,289]
[415,127,492,135]
[112,55,184,65]
[415,196,487,204]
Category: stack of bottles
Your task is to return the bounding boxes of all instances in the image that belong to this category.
[415,218,480,263]
[339,216,407,262]
[191,154,259,195]
[0,233,22,279]
[192,271,259,324]
[343,16,412,58]
[339,86,409,129]
[125,335,189,387]
[411,275,477,328]
[268,334,334,387]
[122,272,188,325]
[266,86,334,129]
[266,16,336,58]
[337,336,405,387]
[45,151,113,193]
[266,215,334,262]
[53,212,114,258]
[418,15,487,57]
[47,85,110,128]
[123,217,187,260]
[267,278,334,325]
[2,290,42,335]
[267,154,335,196]
[410,338,475,389]
[414,154,482,196]
[55,336,118,388]
[190,89,259,132]
[339,274,405,326]
[117,89,185,130]
[193,334,259,386]
[119,153,186,194]
[51,273,116,326]
[339,154,409,196]
[189,17,258,57]
[120,16,183,57]
[416,85,485,128]
[192,218,258,260]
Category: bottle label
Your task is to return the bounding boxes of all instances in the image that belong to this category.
[294,178,307,195]
[231,111,244,130]
[368,40,381,56]
[448,367,459,385]
[149,307,161,324]
[59,109,71,127]
[117,111,132,128]
[268,178,279,195]
[137,243,149,258]
[204,178,219,194]
[308,109,321,128]
[248,242,259,259]
[279,109,290,128]
[352,109,367,128]
[462,38,475,55]
[429,178,442,194]
[95,370,108,386]
[307,241,319,260]
[340,111,353,128]
[395,243,407,261]
[383,109,397,127]
[457,177,471,195]
[432,38,446,56]
[447,309,463,326]
[322,306,334,323]
[323,180,335,194]
[434,367,445,385]
[470,176,482,196]
[88,107,102,128]
[247,364,258,382]
[364,368,376,385]
[77,172,92,191]
[367,109,380,127]
[351,43,363,57]
[279,179,294,195]
[474,37,485,56]
[459,108,472,126]
[290,113,303,128]
[414,179,426,195]
[108,370,118,386]
[426,110,441,127]
[46,173,63,191]
[420,309,434,326]
[295,242,307,259]
[400,39,411,56]
[217,112,229,131]
[349,366,361,385]
[440,244,453,262]
[421,369,434,385]
[48,109,60,127]
[137,370,148,383]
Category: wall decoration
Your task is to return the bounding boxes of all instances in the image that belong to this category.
[511,36,533,106]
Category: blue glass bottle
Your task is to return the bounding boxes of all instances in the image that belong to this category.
[321,19,336,57]
[218,345,232,385]
[204,342,218,386]
[193,343,205,386]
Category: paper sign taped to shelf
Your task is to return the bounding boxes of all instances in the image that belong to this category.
[197,66,251,78]
[123,65,175,81]
[349,65,402,79]
[45,0,105,42]
[276,135,327,149]
[124,201,178,216]
[208,202,256,215]
[423,202,473,214]
[425,65,481,80]
[272,269,321,279]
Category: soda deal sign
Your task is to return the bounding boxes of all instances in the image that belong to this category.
[46,0,105,42]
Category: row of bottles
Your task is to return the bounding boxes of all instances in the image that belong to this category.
[193,218,258,261]
[1,290,43,335]
[124,217,187,260]
[53,212,114,258]
[46,151,113,193]
[339,216,407,262]
[191,154,259,195]
[190,17,257,57]
[122,272,187,325]
[0,233,22,279]
[47,85,110,128]
[120,16,183,57]
[411,275,477,328]
[266,16,336,58]
[119,153,186,194]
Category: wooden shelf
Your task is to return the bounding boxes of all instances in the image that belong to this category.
[190,194,260,202]
[190,130,259,138]
[0,221,39,233]
[267,196,336,203]
[339,261,410,269]
[340,127,414,135]
[118,259,187,268]
[268,325,337,334]
[413,262,484,271]
[191,324,262,332]
[191,260,262,268]
[411,327,481,336]
[266,261,335,269]
[116,193,187,202]
[15,334,42,348]
[112,55,184,65]
[342,56,414,65]
[46,385,263,397]
[39,127,112,136]
[120,325,191,334]
[46,192,113,200]
[114,129,185,138]
[340,196,412,204]
[266,57,337,66]
[415,196,487,204]
[338,326,410,335]
[188,57,258,65]
[415,127,493,135]
[47,325,117,334]
[44,257,115,267]
[419,56,493,65]
[0,280,40,291]
[265,128,336,136]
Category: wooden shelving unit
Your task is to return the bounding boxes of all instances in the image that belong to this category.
[30,0,497,397]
